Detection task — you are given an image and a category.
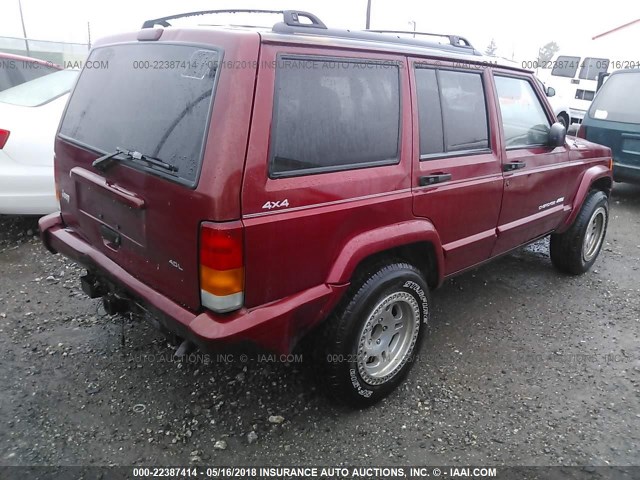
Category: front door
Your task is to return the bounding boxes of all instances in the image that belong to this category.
[491,73,579,256]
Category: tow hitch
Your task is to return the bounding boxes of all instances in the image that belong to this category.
[80,273,130,315]
[102,293,130,315]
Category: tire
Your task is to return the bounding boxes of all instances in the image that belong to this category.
[315,262,429,406]
[558,113,569,129]
[550,190,609,275]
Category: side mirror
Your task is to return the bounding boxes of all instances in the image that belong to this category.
[596,72,610,92]
[546,86,556,97]
[548,122,566,147]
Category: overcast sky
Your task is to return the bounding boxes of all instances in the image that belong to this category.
[1,0,637,61]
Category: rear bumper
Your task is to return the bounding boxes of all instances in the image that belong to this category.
[39,213,346,354]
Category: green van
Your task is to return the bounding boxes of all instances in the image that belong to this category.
[579,69,640,184]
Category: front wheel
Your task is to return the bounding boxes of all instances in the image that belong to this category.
[315,262,429,406]
[550,190,609,274]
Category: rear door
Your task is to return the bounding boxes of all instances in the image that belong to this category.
[55,33,259,311]
[491,72,579,256]
[410,61,503,275]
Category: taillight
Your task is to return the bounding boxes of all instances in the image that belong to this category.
[0,129,9,149]
[577,124,586,139]
[199,222,244,313]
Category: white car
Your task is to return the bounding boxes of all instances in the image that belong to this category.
[545,87,572,129]
[0,69,78,215]
[536,77,572,128]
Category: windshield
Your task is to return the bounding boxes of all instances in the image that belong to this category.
[0,69,77,106]
[59,43,220,185]
[589,71,640,124]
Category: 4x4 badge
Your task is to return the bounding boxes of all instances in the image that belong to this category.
[262,199,290,210]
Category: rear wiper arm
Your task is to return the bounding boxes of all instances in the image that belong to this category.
[92,150,122,171]
[93,147,179,174]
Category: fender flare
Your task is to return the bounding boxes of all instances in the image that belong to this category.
[557,164,612,233]
[326,219,445,287]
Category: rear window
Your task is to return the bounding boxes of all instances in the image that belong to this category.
[59,44,220,185]
[0,69,77,106]
[589,71,640,124]
[0,57,60,91]
[269,56,400,177]
[551,56,580,78]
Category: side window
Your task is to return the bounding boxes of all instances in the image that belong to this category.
[415,67,489,159]
[415,69,443,155]
[269,57,400,177]
[439,70,489,152]
[494,75,550,148]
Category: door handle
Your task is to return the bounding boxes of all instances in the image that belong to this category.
[503,161,526,172]
[419,173,452,186]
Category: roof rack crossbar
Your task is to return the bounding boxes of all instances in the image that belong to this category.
[142,9,327,30]
[367,29,474,48]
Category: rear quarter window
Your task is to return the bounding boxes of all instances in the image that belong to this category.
[269,56,401,177]
[59,43,220,185]
[589,72,640,124]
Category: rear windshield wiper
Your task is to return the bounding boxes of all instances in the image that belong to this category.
[93,147,179,174]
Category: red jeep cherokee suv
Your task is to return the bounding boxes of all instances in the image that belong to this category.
[39,10,613,405]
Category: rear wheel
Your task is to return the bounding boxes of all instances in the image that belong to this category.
[315,262,429,406]
[550,190,609,274]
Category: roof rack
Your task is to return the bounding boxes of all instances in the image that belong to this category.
[366,30,474,48]
[142,9,327,29]
[141,9,481,57]
[273,25,482,56]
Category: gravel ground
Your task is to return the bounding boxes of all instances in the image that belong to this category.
[1,183,639,467]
